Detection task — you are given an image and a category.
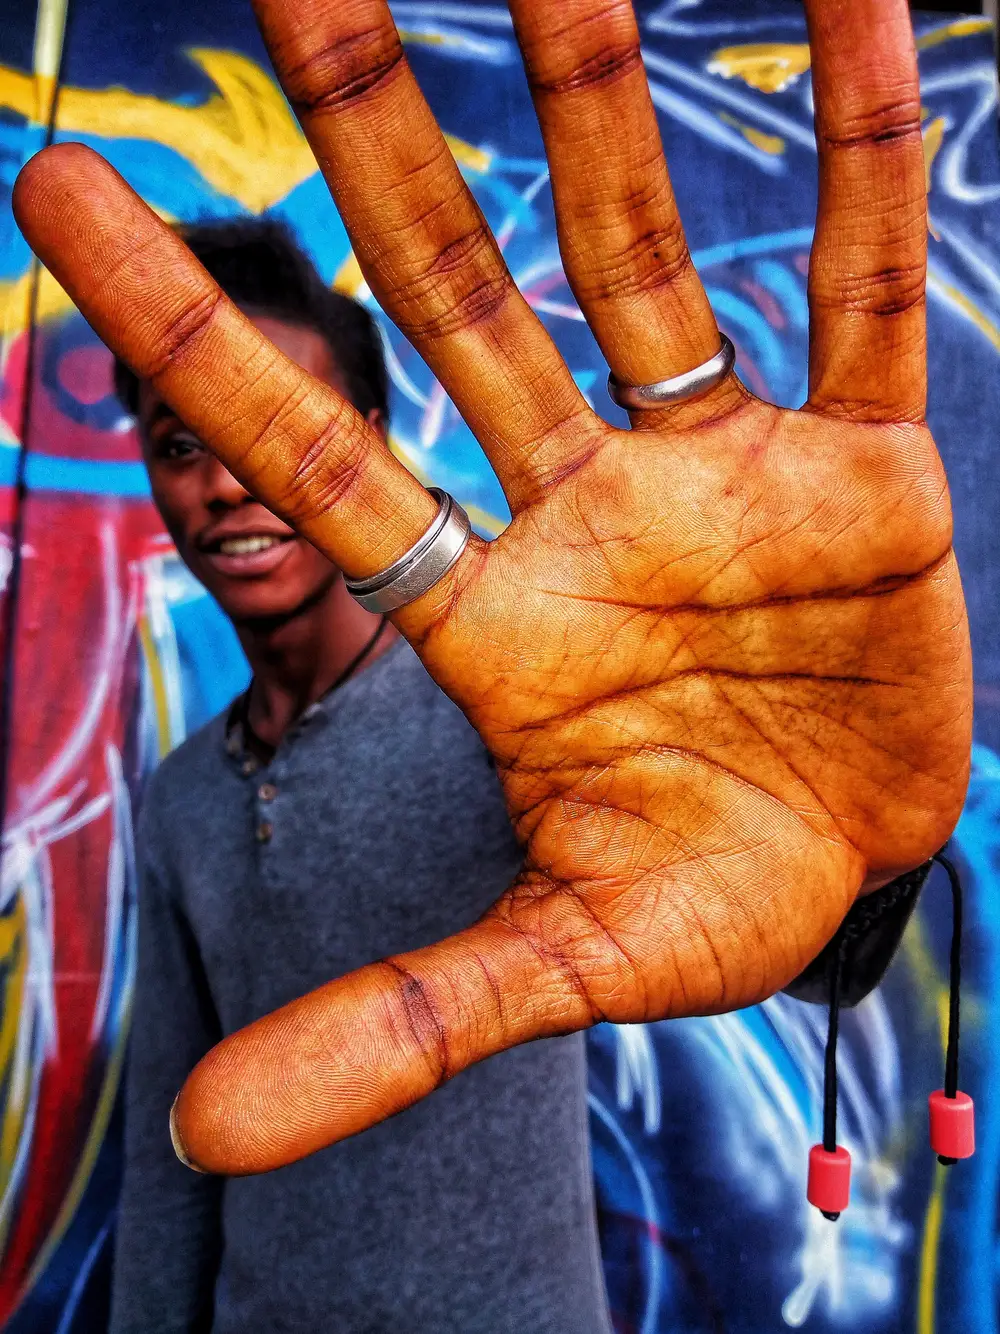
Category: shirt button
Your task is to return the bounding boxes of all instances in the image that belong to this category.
[256,821,273,844]
[258,782,277,802]
[242,757,259,777]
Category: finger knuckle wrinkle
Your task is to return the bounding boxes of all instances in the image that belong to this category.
[468,948,505,1023]
[576,225,692,303]
[614,221,692,296]
[425,224,496,282]
[390,142,454,203]
[247,381,309,447]
[508,919,594,1011]
[527,416,603,489]
[492,893,606,1023]
[821,98,922,152]
[830,263,925,317]
[284,26,405,115]
[280,418,367,524]
[396,229,514,340]
[445,275,514,334]
[532,40,643,96]
[384,961,450,1087]
[617,171,672,219]
[147,287,223,378]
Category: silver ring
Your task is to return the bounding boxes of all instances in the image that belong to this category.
[608,333,736,410]
[345,487,471,614]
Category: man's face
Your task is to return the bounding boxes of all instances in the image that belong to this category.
[138,313,367,625]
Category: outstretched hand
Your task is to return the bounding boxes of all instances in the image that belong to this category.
[14,0,971,1174]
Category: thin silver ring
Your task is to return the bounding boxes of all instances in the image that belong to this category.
[345,487,471,614]
[608,333,736,410]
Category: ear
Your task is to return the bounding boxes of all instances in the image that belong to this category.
[366,406,388,441]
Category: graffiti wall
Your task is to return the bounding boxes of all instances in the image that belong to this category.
[0,1,998,1330]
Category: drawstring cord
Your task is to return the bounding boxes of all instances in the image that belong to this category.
[822,936,846,1156]
[809,851,974,1219]
[818,935,848,1218]
[933,852,966,1163]
[936,853,963,1102]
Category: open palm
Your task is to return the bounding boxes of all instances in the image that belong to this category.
[14,0,971,1175]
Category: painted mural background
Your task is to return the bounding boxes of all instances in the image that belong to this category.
[0,1,998,1330]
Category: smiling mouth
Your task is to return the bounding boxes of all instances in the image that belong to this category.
[213,535,291,556]
[198,532,298,577]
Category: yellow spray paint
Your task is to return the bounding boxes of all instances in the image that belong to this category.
[922,114,947,193]
[916,987,960,1334]
[709,19,990,98]
[0,895,29,1259]
[0,41,490,339]
[0,42,492,217]
[717,112,785,156]
[0,50,316,214]
[138,616,177,760]
[707,43,811,94]
[928,272,1000,352]
[917,18,993,53]
[918,1159,948,1334]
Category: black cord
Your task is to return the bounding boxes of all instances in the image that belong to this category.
[818,853,967,1204]
[932,852,963,1101]
[822,933,847,1155]
[819,932,848,1220]
[240,615,390,754]
[325,614,391,696]
[932,851,965,1166]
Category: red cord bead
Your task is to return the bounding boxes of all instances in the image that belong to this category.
[807,1145,851,1217]
[929,1090,975,1160]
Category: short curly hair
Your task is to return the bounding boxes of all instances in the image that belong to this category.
[114,217,389,424]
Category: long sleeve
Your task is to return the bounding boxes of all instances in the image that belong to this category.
[110,806,225,1334]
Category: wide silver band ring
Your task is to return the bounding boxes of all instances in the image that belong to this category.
[608,333,736,410]
[345,487,471,614]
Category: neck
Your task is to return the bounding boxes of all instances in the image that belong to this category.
[238,576,397,748]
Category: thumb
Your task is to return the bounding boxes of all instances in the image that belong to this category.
[170,909,592,1174]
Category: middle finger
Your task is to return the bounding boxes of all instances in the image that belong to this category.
[252,0,598,509]
[509,0,738,417]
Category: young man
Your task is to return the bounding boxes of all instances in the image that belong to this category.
[109,220,613,1333]
[15,0,969,1328]
[107,220,941,1334]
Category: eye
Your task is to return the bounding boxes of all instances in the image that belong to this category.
[155,431,205,462]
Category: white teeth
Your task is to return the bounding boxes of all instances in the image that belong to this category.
[218,536,280,556]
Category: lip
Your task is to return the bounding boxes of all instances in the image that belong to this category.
[199,535,298,579]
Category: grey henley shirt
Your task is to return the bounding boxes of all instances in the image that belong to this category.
[110,638,612,1334]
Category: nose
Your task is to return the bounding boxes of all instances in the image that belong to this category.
[203,453,252,510]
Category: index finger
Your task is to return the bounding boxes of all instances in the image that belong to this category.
[12,145,439,584]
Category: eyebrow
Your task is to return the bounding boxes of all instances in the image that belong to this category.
[147,403,185,434]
